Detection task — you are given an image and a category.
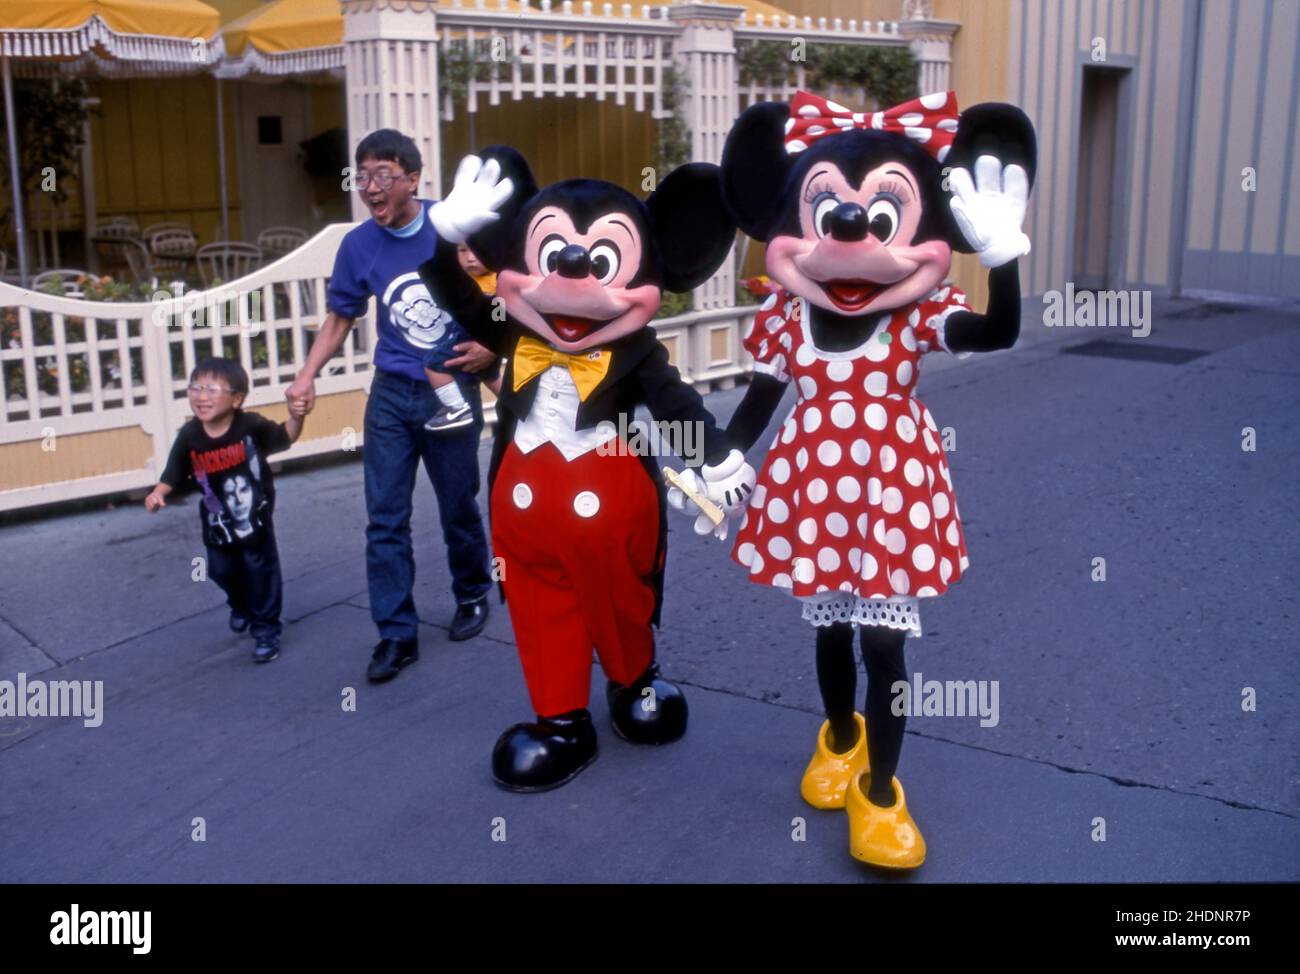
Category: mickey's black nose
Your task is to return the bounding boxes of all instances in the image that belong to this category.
[827,202,868,242]
[557,244,591,278]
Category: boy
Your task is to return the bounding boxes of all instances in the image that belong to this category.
[422,242,502,431]
[146,357,306,663]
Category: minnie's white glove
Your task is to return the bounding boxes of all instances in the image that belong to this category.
[429,154,514,244]
[701,449,757,515]
[948,154,1031,269]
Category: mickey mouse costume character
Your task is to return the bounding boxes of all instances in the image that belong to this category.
[671,91,1035,867]
[417,149,755,792]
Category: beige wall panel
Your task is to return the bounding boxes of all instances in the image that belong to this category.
[1141,0,1186,286]
[1048,0,1078,291]
[1251,0,1299,254]
[1217,2,1266,253]
[0,427,153,492]
[1187,0,1230,249]
[1124,0,1155,283]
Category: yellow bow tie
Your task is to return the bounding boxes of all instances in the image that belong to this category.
[512,335,612,401]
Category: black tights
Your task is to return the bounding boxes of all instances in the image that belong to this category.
[815,622,908,808]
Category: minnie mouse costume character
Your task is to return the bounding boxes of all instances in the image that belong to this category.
[417,149,755,792]
[671,91,1035,867]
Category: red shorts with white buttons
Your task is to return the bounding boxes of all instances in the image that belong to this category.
[491,439,661,717]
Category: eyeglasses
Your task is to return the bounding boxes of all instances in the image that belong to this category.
[188,383,232,396]
[355,170,408,190]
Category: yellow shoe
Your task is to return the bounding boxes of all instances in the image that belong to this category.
[799,713,869,809]
[845,771,926,869]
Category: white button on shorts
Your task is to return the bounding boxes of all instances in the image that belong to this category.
[512,483,533,509]
[573,491,600,518]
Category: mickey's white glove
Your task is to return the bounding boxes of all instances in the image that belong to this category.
[666,466,729,541]
[701,449,757,515]
[948,154,1031,268]
[429,154,514,244]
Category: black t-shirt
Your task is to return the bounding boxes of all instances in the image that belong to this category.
[160,410,292,548]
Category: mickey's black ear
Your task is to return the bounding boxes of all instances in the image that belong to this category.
[647,162,736,292]
[720,101,793,240]
[946,103,1037,189]
[464,144,538,271]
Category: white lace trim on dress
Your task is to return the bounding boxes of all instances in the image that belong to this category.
[799,593,922,636]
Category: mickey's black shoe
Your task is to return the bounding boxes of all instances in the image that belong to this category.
[448,598,489,641]
[606,662,688,745]
[229,611,250,634]
[491,710,598,792]
[366,637,418,682]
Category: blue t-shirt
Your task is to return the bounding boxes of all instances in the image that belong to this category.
[326,199,469,382]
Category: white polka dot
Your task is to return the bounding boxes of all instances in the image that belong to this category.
[830,402,856,429]
[880,445,897,472]
[857,512,869,535]
[796,447,809,471]
[861,552,878,579]
[829,390,853,401]
[848,547,862,570]
[768,498,790,523]
[773,573,793,589]
[917,586,938,597]
[922,427,937,452]
[836,476,861,503]
[908,309,921,327]
[900,327,917,352]
[898,112,923,127]
[896,415,918,442]
[959,554,970,570]
[807,478,829,503]
[749,551,765,575]
[939,558,953,583]
[825,99,850,113]
[866,336,891,362]
[817,547,841,572]
[795,342,817,367]
[922,407,938,432]
[927,465,935,488]
[904,458,924,486]
[768,536,792,560]
[867,478,883,505]
[909,501,931,530]
[781,417,798,444]
[912,543,935,571]
[865,403,887,430]
[882,487,903,513]
[920,91,948,110]
[890,568,911,593]
[933,492,950,519]
[750,484,767,509]
[798,376,818,400]
[946,521,960,546]
[817,440,842,466]
[885,528,907,554]
[864,371,889,397]
[850,439,871,465]
[826,359,853,382]
[793,558,815,584]
[760,293,779,310]
[770,457,791,484]
[737,542,755,565]
[896,360,914,386]
[798,517,819,544]
[826,513,849,537]
[803,407,822,433]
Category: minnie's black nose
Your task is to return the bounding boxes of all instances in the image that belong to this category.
[828,202,868,242]
[557,244,591,278]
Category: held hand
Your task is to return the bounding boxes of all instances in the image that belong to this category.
[948,154,1031,268]
[443,341,497,374]
[144,490,166,513]
[429,155,514,244]
[666,467,730,541]
[286,375,316,415]
[700,449,757,516]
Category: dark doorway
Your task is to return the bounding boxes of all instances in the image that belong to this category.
[1073,66,1128,289]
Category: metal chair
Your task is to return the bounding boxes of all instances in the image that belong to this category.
[90,236,156,288]
[92,216,140,240]
[256,226,309,262]
[32,269,91,297]
[145,227,198,281]
[196,241,263,287]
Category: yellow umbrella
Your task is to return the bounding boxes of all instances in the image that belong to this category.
[0,0,225,284]
[220,0,341,76]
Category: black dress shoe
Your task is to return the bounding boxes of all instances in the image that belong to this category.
[448,598,489,642]
[229,611,250,634]
[606,662,688,745]
[491,710,598,792]
[366,637,418,683]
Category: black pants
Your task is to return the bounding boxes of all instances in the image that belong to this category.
[207,524,283,645]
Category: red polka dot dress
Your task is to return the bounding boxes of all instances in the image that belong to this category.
[731,286,973,637]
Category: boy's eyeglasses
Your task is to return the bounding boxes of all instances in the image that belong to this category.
[188,383,232,396]
[355,171,407,190]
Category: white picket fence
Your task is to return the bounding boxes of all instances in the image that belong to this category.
[0,223,756,512]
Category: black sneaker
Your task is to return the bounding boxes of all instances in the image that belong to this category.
[367,637,419,682]
[229,611,250,634]
[424,402,473,432]
[253,640,280,663]
[449,598,489,641]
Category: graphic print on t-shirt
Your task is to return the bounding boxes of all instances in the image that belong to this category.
[191,434,271,546]
[381,271,452,350]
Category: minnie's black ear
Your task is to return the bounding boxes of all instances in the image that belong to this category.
[647,163,736,292]
[464,144,538,271]
[721,101,793,240]
[942,104,1037,253]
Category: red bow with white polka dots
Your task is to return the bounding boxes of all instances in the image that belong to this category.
[783,90,960,163]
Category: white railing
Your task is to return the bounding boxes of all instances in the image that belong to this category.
[0,222,756,511]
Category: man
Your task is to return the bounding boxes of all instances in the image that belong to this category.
[286,129,494,682]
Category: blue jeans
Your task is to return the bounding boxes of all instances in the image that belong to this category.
[363,368,492,641]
